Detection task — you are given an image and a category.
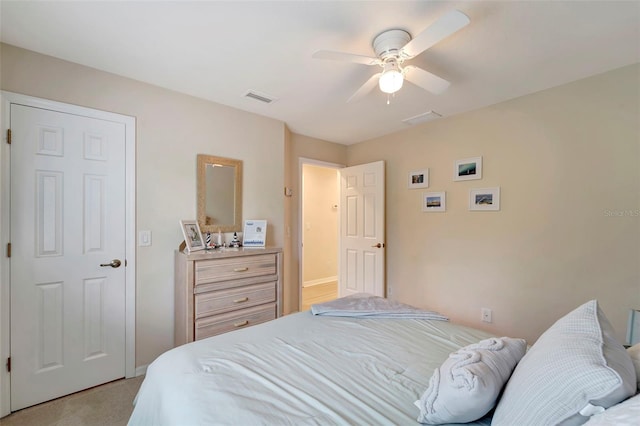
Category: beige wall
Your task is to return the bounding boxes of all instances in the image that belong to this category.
[2,40,636,370]
[302,164,338,284]
[348,63,640,344]
[0,43,285,367]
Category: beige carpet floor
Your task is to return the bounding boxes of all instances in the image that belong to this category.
[0,375,144,426]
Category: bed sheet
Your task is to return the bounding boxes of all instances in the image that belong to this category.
[129,311,495,425]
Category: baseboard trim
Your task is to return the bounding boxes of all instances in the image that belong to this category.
[135,365,148,377]
[303,276,337,288]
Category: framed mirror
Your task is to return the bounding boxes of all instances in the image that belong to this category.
[197,154,243,233]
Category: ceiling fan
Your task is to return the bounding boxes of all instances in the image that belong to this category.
[312,10,470,103]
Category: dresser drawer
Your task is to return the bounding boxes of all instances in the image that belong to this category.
[195,303,276,340]
[195,254,276,285]
[195,281,276,319]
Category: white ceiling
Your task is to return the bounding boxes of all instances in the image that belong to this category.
[1,1,639,145]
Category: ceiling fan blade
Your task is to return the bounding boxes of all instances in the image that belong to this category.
[312,50,380,66]
[401,10,470,58]
[403,65,450,94]
[348,73,382,103]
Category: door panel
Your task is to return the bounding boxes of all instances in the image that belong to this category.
[10,104,127,410]
[339,161,385,297]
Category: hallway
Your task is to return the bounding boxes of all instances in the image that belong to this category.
[301,281,337,311]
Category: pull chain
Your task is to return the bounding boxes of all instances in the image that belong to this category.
[386,92,397,105]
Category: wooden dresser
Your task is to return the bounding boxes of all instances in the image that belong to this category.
[174,247,282,346]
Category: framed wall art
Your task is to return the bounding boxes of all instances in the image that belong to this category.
[469,187,500,211]
[423,192,446,212]
[408,169,429,189]
[454,156,482,181]
[180,219,205,252]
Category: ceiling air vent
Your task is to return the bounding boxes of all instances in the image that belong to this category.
[402,110,442,125]
[243,90,277,104]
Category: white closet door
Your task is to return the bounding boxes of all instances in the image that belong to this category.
[10,104,127,410]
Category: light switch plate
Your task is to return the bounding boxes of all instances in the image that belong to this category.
[138,230,152,247]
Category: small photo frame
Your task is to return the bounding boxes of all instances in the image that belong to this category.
[469,187,500,211]
[243,219,267,247]
[423,192,446,212]
[454,156,482,181]
[180,219,205,252]
[408,169,429,189]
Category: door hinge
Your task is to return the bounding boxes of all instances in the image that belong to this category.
[6,242,11,258]
[6,129,11,145]
[6,357,10,372]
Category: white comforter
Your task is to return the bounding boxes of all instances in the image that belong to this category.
[129,311,495,426]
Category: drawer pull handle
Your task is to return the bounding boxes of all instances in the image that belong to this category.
[233,267,249,272]
[234,320,249,327]
[233,297,249,303]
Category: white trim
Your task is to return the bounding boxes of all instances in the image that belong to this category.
[0,94,11,418]
[627,309,640,346]
[298,158,343,311]
[123,98,137,381]
[135,365,148,377]
[0,91,136,416]
[303,276,338,288]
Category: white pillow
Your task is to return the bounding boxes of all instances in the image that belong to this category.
[584,393,640,425]
[492,300,636,426]
[414,336,526,424]
[627,343,640,391]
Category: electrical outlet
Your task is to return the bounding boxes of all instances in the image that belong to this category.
[481,308,492,323]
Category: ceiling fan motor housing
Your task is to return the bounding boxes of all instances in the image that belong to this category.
[373,29,411,60]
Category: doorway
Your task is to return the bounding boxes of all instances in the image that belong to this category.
[299,159,341,311]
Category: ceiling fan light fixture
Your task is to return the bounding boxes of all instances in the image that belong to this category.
[379,62,404,94]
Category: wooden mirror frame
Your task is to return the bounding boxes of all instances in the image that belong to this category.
[197,154,243,233]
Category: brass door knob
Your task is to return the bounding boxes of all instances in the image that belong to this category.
[100,259,122,268]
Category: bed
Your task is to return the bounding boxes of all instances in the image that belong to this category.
[129,295,640,425]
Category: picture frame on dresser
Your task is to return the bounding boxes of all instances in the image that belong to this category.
[180,219,205,252]
[243,219,267,247]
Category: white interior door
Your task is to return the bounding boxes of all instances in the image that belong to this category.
[338,161,385,297]
[10,104,127,410]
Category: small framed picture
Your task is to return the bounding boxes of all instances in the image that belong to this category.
[243,219,267,247]
[469,187,500,211]
[454,157,482,181]
[423,192,446,212]
[408,169,429,189]
[180,220,205,252]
